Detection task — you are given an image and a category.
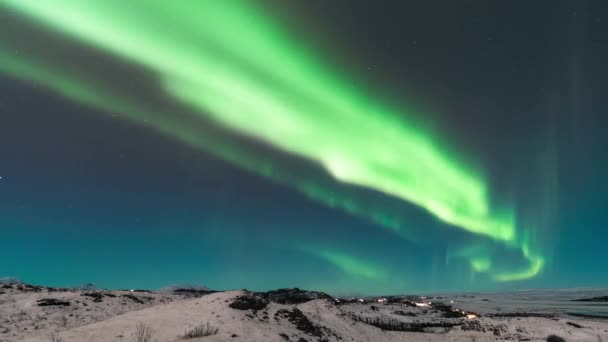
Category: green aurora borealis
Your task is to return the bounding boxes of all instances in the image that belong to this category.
[0,0,556,290]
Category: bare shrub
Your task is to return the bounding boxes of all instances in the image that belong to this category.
[134,322,154,342]
[179,321,219,339]
[49,333,63,342]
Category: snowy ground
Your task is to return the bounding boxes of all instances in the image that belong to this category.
[1,282,607,342]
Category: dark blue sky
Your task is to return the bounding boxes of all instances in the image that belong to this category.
[0,0,607,294]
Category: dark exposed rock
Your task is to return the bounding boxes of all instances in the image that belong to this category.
[566,321,583,328]
[461,320,486,332]
[392,310,417,317]
[546,335,566,342]
[276,308,323,338]
[82,292,104,302]
[229,293,268,312]
[23,284,43,292]
[492,323,508,336]
[37,298,70,307]
[173,288,214,297]
[487,312,554,319]
[121,294,143,304]
[443,310,466,319]
[10,284,44,292]
[321,326,342,341]
[160,284,212,297]
[572,296,608,302]
[260,288,333,305]
[384,297,417,306]
[279,332,290,340]
[431,302,466,318]
[356,316,460,333]
[567,312,608,319]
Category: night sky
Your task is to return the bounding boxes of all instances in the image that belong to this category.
[1,0,607,294]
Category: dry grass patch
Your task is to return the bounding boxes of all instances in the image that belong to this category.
[179,321,219,339]
[134,322,154,342]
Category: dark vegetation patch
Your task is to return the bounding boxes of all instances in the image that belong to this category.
[546,335,566,342]
[486,312,554,319]
[356,316,459,333]
[567,312,608,319]
[431,302,468,318]
[260,288,333,305]
[103,293,117,297]
[229,293,268,312]
[26,284,41,291]
[461,320,485,332]
[319,326,342,341]
[37,298,70,307]
[384,296,424,306]
[572,296,608,302]
[392,310,417,317]
[121,294,144,304]
[566,321,583,328]
[492,323,508,336]
[173,288,214,297]
[276,308,323,338]
[462,321,517,337]
[16,284,43,292]
[82,292,104,302]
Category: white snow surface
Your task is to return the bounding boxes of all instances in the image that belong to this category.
[0,284,607,342]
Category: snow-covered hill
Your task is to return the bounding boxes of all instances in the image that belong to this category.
[1,282,607,342]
